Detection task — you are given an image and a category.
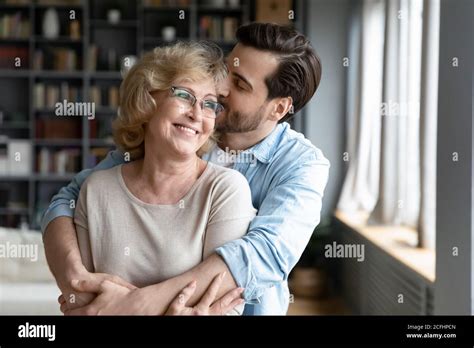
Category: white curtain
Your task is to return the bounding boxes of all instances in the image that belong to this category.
[337,0,385,214]
[337,0,439,249]
[417,0,439,250]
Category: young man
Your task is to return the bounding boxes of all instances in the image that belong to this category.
[42,22,330,315]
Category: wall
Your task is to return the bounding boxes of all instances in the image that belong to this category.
[303,0,353,220]
[435,0,473,315]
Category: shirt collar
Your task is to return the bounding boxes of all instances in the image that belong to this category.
[245,123,288,164]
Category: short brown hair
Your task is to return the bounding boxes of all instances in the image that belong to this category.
[236,22,322,122]
[113,41,226,159]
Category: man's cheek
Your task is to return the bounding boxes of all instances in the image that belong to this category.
[217,110,229,124]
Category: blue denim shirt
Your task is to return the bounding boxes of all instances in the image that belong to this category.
[41,122,330,315]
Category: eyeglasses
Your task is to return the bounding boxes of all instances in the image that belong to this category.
[170,86,224,119]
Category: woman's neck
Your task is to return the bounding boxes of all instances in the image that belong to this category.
[142,152,199,180]
[123,151,204,205]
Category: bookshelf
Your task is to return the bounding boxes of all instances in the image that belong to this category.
[0,0,307,230]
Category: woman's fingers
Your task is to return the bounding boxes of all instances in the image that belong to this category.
[220,298,245,315]
[70,279,103,293]
[210,287,245,315]
[98,273,137,290]
[197,272,226,308]
[60,301,68,314]
[166,280,197,314]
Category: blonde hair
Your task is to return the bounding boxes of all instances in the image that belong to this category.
[113,41,227,160]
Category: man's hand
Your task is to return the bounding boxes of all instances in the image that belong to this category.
[63,277,147,315]
[58,272,137,313]
[165,272,244,315]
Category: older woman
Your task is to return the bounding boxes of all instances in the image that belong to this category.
[73,41,256,314]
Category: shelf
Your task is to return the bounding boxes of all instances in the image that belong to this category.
[0,207,29,215]
[197,7,243,13]
[94,107,118,114]
[35,108,86,114]
[34,108,57,114]
[88,71,122,79]
[34,3,83,10]
[0,122,30,129]
[143,36,190,42]
[0,0,257,229]
[0,37,30,43]
[0,175,30,181]
[34,36,83,44]
[89,139,114,146]
[142,6,190,12]
[33,70,84,78]
[90,19,138,28]
[0,69,31,77]
[0,4,30,10]
[34,139,83,146]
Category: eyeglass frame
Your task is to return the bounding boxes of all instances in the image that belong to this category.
[169,86,224,119]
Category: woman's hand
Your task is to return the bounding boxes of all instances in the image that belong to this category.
[165,272,245,315]
[63,278,145,315]
[58,272,137,314]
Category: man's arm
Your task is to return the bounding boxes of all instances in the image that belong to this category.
[43,217,86,289]
[41,150,126,306]
[215,151,330,304]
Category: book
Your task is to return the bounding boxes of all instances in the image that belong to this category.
[0,12,30,39]
[34,83,45,109]
[37,147,81,174]
[108,86,119,108]
[0,46,29,69]
[36,119,82,139]
[87,45,97,71]
[256,0,292,24]
[0,140,7,175]
[34,82,81,109]
[199,15,237,41]
[223,17,238,42]
[89,85,101,105]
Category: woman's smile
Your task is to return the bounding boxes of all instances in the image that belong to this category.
[173,123,200,136]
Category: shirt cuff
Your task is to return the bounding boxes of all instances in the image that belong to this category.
[40,203,75,235]
[215,240,266,304]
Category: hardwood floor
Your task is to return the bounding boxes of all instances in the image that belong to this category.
[287,296,351,315]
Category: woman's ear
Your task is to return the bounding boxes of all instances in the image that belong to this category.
[269,96,293,122]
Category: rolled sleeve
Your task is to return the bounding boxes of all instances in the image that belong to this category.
[40,200,75,233]
[216,240,263,303]
[40,167,93,234]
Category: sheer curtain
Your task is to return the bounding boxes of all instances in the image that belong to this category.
[337,0,439,249]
